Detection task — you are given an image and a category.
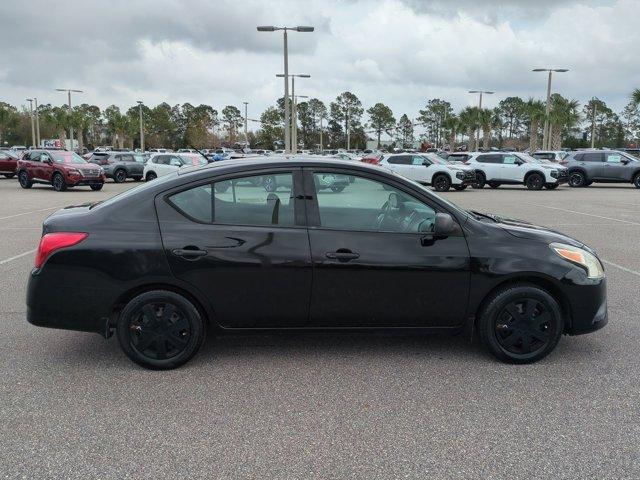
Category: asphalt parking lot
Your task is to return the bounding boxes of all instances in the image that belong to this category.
[1,177,639,479]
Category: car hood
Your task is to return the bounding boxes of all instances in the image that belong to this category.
[484,214,585,248]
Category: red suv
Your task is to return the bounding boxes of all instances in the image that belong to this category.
[0,150,19,178]
[17,149,106,192]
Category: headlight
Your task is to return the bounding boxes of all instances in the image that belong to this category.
[550,242,604,279]
[99,168,105,174]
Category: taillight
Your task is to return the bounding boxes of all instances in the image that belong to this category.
[35,232,88,269]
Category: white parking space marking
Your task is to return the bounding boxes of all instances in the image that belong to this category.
[601,259,640,278]
[0,248,37,265]
[531,204,640,226]
[0,206,63,221]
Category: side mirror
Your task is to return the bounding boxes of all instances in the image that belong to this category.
[423,161,431,167]
[433,212,458,237]
[621,159,629,165]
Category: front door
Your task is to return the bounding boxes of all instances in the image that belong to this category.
[155,169,312,328]
[501,154,524,182]
[303,168,470,328]
[603,152,631,181]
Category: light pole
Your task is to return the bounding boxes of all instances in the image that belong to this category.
[258,25,314,153]
[533,68,568,150]
[243,101,249,147]
[34,98,40,147]
[56,88,83,150]
[26,99,36,148]
[137,101,145,152]
[276,73,310,154]
[468,90,494,149]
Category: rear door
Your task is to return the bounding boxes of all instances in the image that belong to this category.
[579,152,604,179]
[303,167,470,328]
[155,168,312,328]
[477,154,502,180]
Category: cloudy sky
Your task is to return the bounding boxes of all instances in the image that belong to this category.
[1,0,639,128]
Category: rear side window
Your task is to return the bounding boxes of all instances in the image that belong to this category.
[387,155,412,165]
[477,154,501,164]
[168,173,295,226]
[582,153,603,162]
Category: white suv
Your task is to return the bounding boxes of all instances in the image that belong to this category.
[144,153,207,181]
[380,152,477,191]
[466,152,568,190]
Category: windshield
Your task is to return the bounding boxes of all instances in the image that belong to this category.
[133,154,145,163]
[50,151,87,164]
[422,153,449,165]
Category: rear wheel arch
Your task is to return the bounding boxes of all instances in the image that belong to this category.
[473,276,572,334]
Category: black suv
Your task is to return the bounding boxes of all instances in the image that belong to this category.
[89,151,146,183]
[565,150,640,188]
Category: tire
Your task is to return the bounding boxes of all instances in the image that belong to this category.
[432,174,451,192]
[114,169,127,183]
[453,184,467,191]
[116,290,206,370]
[18,171,32,189]
[473,172,486,189]
[263,176,277,192]
[52,173,67,192]
[331,186,346,193]
[146,171,157,182]
[525,173,544,190]
[633,173,640,189]
[90,183,104,191]
[478,283,564,364]
[545,183,559,190]
[4,173,15,179]
[568,171,586,188]
[488,181,500,189]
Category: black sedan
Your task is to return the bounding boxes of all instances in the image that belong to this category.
[27,157,607,369]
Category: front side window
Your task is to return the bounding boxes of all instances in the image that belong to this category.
[312,173,436,233]
[169,156,182,167]
[168,173,295,226]
[503,154,518,164]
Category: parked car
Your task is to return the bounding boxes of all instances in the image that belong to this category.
[177,149,198,154]
[17,149,105,191]
[0,150,19,178]
[360,153,384,165]
[96,152,146,183]
[532,150,569,164]
[466,152,568,190]
[143,153,208,180]
[26,157,607,369]
[380,153,476,191]
[565,150,640,188]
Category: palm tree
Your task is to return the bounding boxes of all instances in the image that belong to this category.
[459,107,480,151]
[442,115,459,151]
[632,88,640,106]
[477,108,493,150]
[524,98,546,152]
[548,95,580,150]
[490,109,503,148]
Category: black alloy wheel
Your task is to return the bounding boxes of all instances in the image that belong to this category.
[568,171,586,187]
[479,284,563,363]
[114,169,127,183]
[473,172,485,189]
[433,174,451,192]
[525,173,544,190]
[117,290,205,369]
[52,173,67,192]
[18,171,32,188]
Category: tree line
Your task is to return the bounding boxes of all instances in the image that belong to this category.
[1,88,639,151]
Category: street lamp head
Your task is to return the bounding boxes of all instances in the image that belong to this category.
[257,26,276,32]
[532,68,548,72]
[137,100,143,105]
[468,90,479,93]
[298,74,311,78]
[295,26,314,32]
[485,91,495,95]
[554,69,569,72]
[276,74,285,78]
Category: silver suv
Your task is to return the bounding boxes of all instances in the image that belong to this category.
[565,150,640,188]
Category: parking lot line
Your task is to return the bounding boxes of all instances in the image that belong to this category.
[0,248,37,265]
[530,204,640,226]
[0,206,63,221]
[601,259,640,278]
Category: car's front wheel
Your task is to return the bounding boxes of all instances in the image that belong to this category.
[478,284,563,364]
[473,172,486,189]
[432,174,451,192]
[525,173,544,190]
[633,173,640,189]
[116,290,206,370]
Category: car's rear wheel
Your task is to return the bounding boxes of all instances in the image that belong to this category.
[478,284,563,363]
[146,172,157,181]
[453,184,467,191]
[568,171,586,187]
[52,173,67,192]
[432,174,451,192]
[525,173,544,190]
[473,172,485,189]
[488,181,500,189]
[114,169,127,183]
[90,183,104,191]
[18,171,32,189]
[633,173,640,189]
[4,173,15,179]
[116,290,206,370]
